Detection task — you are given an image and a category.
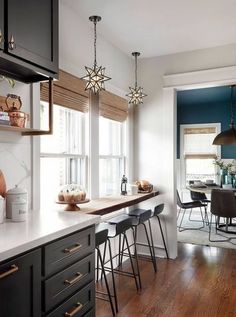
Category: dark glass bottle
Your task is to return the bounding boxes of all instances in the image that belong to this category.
[121,174,127,195]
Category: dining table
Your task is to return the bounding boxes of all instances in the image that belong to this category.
[187,184,236,195]
[187,184,221,195]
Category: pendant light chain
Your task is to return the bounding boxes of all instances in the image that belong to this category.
[93,20,97,67]
[135,54,138,88]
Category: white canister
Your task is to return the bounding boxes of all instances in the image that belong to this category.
[0,196,5,224]
[11,197,27,222]
[6,185,28,219]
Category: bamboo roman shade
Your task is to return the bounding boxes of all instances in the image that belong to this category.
[184,126,217,159]
[99,90,128,122]
[40,70,89,113]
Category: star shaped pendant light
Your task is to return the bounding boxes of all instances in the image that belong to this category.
[82,16,111,94]
[126,52,147,105]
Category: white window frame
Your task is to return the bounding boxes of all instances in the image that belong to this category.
[180,123,221,189]
[40,103,88,206]
[99,118,127,196]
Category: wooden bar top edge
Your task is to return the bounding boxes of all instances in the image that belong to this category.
[81,191,159,216]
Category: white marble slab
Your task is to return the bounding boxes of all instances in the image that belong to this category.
[0,210,101,262]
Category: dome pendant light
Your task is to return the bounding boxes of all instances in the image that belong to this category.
[213,85,236,145]
[82,16,111,94]
[126,52,147,105]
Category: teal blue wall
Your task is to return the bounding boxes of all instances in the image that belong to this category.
[177,87,236,159]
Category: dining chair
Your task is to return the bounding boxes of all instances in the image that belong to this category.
[190,190,211,224]
[209,189,236,242]
[177,190,207,232]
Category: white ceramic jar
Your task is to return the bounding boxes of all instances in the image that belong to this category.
[11,197,27,222]
[6,185,28,219]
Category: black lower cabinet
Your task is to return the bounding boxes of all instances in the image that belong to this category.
[47,281,95,317]
[0,226,96,317]
[0,249,41,317]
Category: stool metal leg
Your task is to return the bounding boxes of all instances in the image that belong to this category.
[101,240,108,281]
[107,238,118,313]
[96,247,115,316]
[123,231,141,291]
[156,216,169,259]
[131,227,142,290]
[141,222,157,272]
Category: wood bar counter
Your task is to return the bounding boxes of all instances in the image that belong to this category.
[80,191,159,216]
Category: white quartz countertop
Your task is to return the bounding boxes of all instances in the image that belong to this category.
[0,210,101,262]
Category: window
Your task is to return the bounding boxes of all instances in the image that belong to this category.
[39,70,89,208]
[180,124,220,186]
[40,102,88,208]
[99,117,126,196]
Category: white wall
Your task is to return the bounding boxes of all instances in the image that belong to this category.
[134,43,236,258]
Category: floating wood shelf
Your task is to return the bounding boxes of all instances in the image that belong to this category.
[0,124,50,135]
[0,78,53,136]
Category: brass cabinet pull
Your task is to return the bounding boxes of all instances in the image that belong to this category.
[0,29,2,44]
[65,272,83,285]
[8,34,16,50]
[64,243,82,254]
[64,302,83,317]
[0,264,19,279]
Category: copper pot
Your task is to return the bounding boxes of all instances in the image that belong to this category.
[8,111,28,128]
[5,94,29,128]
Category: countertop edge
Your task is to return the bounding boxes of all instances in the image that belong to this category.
[0,215,101,262]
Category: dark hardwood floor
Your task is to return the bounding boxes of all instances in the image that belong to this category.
[96,242,236,317]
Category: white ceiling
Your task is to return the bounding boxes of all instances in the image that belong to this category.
[64,0,236,58]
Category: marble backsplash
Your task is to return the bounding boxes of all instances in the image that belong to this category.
[0,80,32,208]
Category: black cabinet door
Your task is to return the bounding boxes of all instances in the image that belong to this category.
[6,0,58,73]
[0,249,41,317]
[0,0,4,50]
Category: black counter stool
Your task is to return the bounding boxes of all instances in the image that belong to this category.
[103,216,142,292]
[126,208,157,272]
[149,204,169,259]
[95,226,117,316]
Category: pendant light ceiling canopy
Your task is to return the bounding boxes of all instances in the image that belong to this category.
[82,15,111,94]
[213,85,236,145]
[126,52,147,105]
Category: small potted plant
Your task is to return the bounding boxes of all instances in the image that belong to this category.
[0,75,15,88]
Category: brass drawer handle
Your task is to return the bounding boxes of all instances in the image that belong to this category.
[8,34,16,50]
[64,243,82,254]
[0,264,19,279]
[64,302,83,317]
[65,272,83,285]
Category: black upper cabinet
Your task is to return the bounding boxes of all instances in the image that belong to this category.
[0,0,4,51]
[0,0,58,82]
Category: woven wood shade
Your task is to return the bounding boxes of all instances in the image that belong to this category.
[185,154,217,159]
[100,90,128,122]
[184,127,216,134]
[40,70,89,113]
